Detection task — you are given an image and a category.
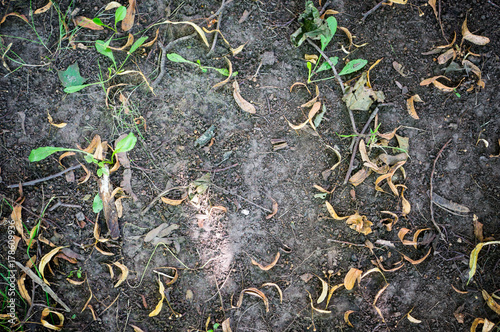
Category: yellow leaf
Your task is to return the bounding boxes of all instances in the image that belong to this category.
[18,273,31,306]
[221,318,232,332]
[406,94,423,120]
[349,167,371,186]
[325,201,348,220]
[39,246,66,285]
[0,12,29,25]
[306,290,331,314]
[316,275,329,304]
[34,1,53,14]
[121,0,136,32]
[233,80,256,114]
[344,268,362,290]
[149,277,165,317]
[373,283,389,306]
[428,0,437,18]
[402,248,432,265]
[11,201,25,242]
[325,283,343,308]
[344,310,355,327]
[261,283,283,304]
[471,318,495,332]
[412,228,431,249]
[398,184,411,216]
[346,213,373,235]
[407,313,422,324]
[468,241,500,284]
[231,42,247,56]
[107,34,134,51]
[236,288,269,312]
[462,17,490,46]
[161,196,185,206]
[142,28,160,48]
[482,290,500,315]
[251,252,280,271]
[47,112,67,128]
[212,57,232,90]
[113,262,129,288]
[162,20,209,47]
[389,0,408,3]
[104,2,123,10]
[305,54,318,64]
[41,308,64,330]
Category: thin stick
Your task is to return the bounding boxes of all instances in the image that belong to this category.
[327,239,368,247]
[207,0,225,57]
[343,107,379,184]
[430,139,452,241]
[7,164,81,189]
[306,38,345,94]
[361,0,388,22]
[152,33,197,87]
[14,261,71,312]
[211,183,273,213]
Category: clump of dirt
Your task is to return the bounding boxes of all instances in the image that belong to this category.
[0,0,499,331]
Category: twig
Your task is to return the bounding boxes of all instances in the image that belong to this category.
[207,0,226,57]
[306,38,345,94]
[14,261,71,312]
[152,33,197,87]
[140,186,188,216]
[7,164,81,189]
[430,139,452,241]
[49,202,82,211]
[343,107,379,184]
[211,183,273,213]
[361,0,389,22]
[327,239,368,247]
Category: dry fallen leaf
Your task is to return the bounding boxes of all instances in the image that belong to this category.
[316,275,329,304]
[18,273,31,306]
[380,211,398,231]
[222,318,232,332]
[482,290,500,315]
[473,215,484,242]
[41,308,64,331]
[233,80,256,114]
[47,112,67,128]
[266,197,278,219]
[149,277,165,317]
[113,262,128,288]
[287,101,321,131]
[261,283,283,304]
[235,288,269,312]
[121,0,136,31]
[402,248,432,265]
[471,318,495,332]
[251,252,280,271]
[462,17,490,46]
[0,12,29,25]
[344,310,355,327]
[407,312,422,324]
[349,167,371,186]
[35,1,53,14]
[105,2,123,10]
[306,290,331,314]
[325,283,344,308]
[346,213,373,235]
[406,94,423,119]
[344,268,362,290]
[39,246,65,285]
[428,0,438,18]
[162,20,209,47]
[74,16,104,30]
[420,75,460,92]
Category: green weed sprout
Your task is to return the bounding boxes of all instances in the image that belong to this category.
[167,53,238,77]
[92,6,127,33]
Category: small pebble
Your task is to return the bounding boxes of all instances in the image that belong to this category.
[241,209,250,215]
[75,212,85,221]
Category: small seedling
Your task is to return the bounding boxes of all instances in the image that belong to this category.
[67,267,83,279]
[167,53,238,77]
[92,6,127,33]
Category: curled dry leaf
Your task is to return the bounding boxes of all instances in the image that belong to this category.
[121,0,136,31]
[0,13,29,25]
[74,16,104,30]
[373,283,389,307]
[39,246,66,285]
[375,160,406,196]
[266,197,278,219]
[130,325,146,332]
[261,283,283,304]
[473,215,484,242]
[406,94,423,120]
[305,54,318,64]
[344,310,355,327]
[402,248,432,265]
[377,126,401,140]
[407,312,422,324]
[306,290,331,314]
[338,27,367,49]
[41,308,64,331]
[222,318,232,332]
[113,262,129,288]
[420,75,460,92]
[301,85,320,108]
[107,34,134,51]
[161,196,185,206]
[18,273,31,306]
[162,20,209,47]
[398,228,417,245]
[11,201,25,242]
[380,211,398,231]
[212,57,232,89]
[316,275,329,304]
[346,213,373,235]
[290,82,311,94]
[349,167,371,186]
[344,268,362,290]
[325,284,344,308]
[412,228,431,249]
[142,28,160,48]
[105,2,123,10]
[437,48,456,65]
[482,290,500,315]
[236,288,269,312]
[471,318,495,332]
[462,17,490,46]
[325,202,348,220]
[251,252,280,271]
[149,277,165,317]
[233,80,256,114]
[287,101,321,131]
[397,185,411,216]
[35,1,53,14]
[463,59,485,89]
[361,267,386,284]
[47,112,67,128]
[327,144,342,171]
[67,278,85,285]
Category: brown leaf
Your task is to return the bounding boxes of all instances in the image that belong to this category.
[161,196,185,206]
[121,0,136,31]
[266,197,278,219]
[113,262,129,288]
[406,94,423,119]
[11,200,25,242]
[105,2,123,10]
[344,268,362,290]
[398,228,417,246]
[482,290,500,315]
[108,34,134,51]
[35,1,53,14]
[212,57,232,89]
[346,213,373,235]
[325,283,343,308]
[374,160,406,196]
[437,48,456,64]
[142,28,160,48]
[428,0,438,18]
[233,80,256,114]
[261,283,283,304]
[380,211,398,231]
[162,20,209,47]
[397,184,411,216]
[74,16,104,30]
[412,228,431,249]
[407,312,422,324]
[290,82,311,94]
[473,214,484,242]
[222,318,232,332]
[47,112,67,128]
[432,192,470,214]
[325,202,348,220]
[402,248,432,265]
[471,318,495,332]
[66,278,85,285]
[236,288,269,312]
[39,246,65,285]
[0,13,29,25]
[462,17,490,46]
[18,273,31,306]
[251,252,280,271]
[301,85,320,108]
[287,101,321,131]
[344,310,355,327]
[349,167,371,186]
[41,308,64,331]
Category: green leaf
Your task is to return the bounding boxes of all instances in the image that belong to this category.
[115,6,127,25]
[29,147,75,162]
[97,168,103,177]
[92,18,104,26]
[84,154,94,163]
[315,57,338,73]
[93,194,103,213]
[114,132,137,154]
[467,241,500,284]
[96,39,116,67]
[58,62,87,88]
[64,84,92,93]
[129,36,148,54]
[213,323,220,329]
[320,16,337,51]
[338,59,368,76]
[212,67,230,76]
[167,53,195,64]
[314,193,328,199]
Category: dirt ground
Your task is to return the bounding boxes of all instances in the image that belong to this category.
[0,0,499,331]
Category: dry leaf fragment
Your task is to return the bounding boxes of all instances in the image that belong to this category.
[39,246,65,285]
[251,252,280,271]
[462,17,490,46]
[0,13,29,25]
[105,2,123,10]
[121,0,136,31]
[113,262,128,288]
[346,213,373,235]
[432,192,470,214]
[236,288,269,312]
[130,325,146,332]
[316,275,329,304]
[11,201,25,242]
[74,16,104,30]
[107,34,134,51]
[473,215,484,242]
[344,268,362,290]
[380,211,398,231]
[41,308,64,330]
[18,273,31,306]
[290,82,311,94]
[428,0,438,18]
[305,54,319,64]
[325,202,348,220]
[47,112,67,128]
[162,20,209,47]
[482,290,500,315]
[222,318,232,332]
[397,185,411,216]
[406,94,423,119]
[306,290,331,314]
[392,61,407,77]
[471,318,495,332]
[374,160,406,196]
[349,167,371,186]
[161,196,185,206]
[266,197,278,219]
[344,310,355,327]
[463,59,485,88]
[437,48,456,64]
[149,276,165,317]
[35,1,53,14]
[407,313,422,324]
[233,80,256,114]
[325,284,344,308]
[287,101,321,131]
[261,283,283,304]
[402,248,432,265]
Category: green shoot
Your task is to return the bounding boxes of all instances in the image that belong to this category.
[93,194,103,213]
[167,53,237,77]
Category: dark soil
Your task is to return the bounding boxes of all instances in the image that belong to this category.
[1,0,499,331]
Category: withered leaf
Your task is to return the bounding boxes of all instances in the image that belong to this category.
[462,17,490,46]
[261,283,283,304]
[406,94,423,120]
[407,312,422,324]
[470,318,495,332]
[74,16,104,30]
[325,283,343,308]
[402,248,432,265]
[47,112,67,128]
[41,308,64,331]
[306,290,331,314]
[437,48,456,65]
[482,290,500,315]
[113,262,128,288]
[121,0,136,31]
[149,277,165,317]
[316,275,328,304]
[39,246,66,285]
[266,197,278,219]
[251,252,280,271]
[236,288,269,312]
[287,101,321,131]
[233,80,256,114]
[473,215,484,242]
[35,1,53,14]
[0,12,29,25]
[344,268,362,290]
[344,310,355,327]
[432,192,470,214]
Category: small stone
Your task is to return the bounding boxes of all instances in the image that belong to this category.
[351,254,358,262]
[241,209,250,216]
[186,289,194,301]
[75,212,85,221]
